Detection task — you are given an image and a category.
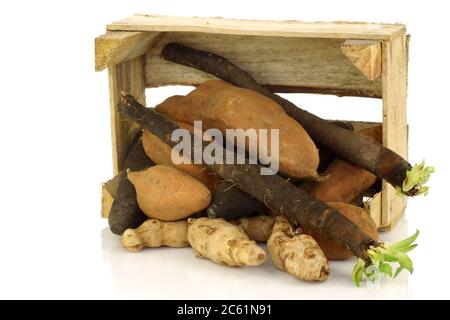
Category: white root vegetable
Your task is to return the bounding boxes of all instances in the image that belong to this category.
[188,217,266,267]
[268,217,329,281]
[122,219,189,252]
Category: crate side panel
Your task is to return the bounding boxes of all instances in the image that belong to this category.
[108,14,405,40]
[109,57,146,174]
[381,35,408,228]
[145,32,382,97]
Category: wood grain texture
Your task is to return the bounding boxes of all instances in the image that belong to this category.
[341,40,381,80]
[108,14,405,40]
[145,32,382,97]
[95,31,160,71]
[109,57,146,174]
[366,192,382,228]
[381,35,409,229]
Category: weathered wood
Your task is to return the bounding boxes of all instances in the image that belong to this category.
[108,57,146,174]
[381,35,409,228]
[365,192,382,228]
[341,40,381,80]
[108,14,405,40]
[145,33,382,97]
[95,31,160,71]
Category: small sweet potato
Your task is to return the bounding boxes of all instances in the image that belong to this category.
[308,126,382,203]
[142,121,221,191]
[155,80,320,179]
[301,202,378,260]
[127,165,211,221]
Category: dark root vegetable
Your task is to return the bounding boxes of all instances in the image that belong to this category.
[207,181,267,220]
[118,94,419,286]
[108,136,154,235]
[160,43,434,197]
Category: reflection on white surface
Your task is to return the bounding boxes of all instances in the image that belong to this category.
[101,217,411,299]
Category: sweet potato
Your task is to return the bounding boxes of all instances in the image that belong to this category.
[119,94,419,285]
[309,126,382,203]
[233,215,274,242]
[161,43,434,198]
[142,121,221,191]
[301,202,378,260]
[127,165,211,221]
[108,136,154,235]
[155,80,320,179]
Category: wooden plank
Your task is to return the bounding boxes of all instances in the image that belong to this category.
[341,40,381,80]
[95,31,161,71]
[108,14,405,40]
[101,174,121,218]
[145,32,382,98]
[364,192,382,228]
[381,35,409,229]
[109,57,146,174]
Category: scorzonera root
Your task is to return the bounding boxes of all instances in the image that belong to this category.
[122,219,189,252]
[187,217,266,267]
[207,181,266,220]
[108,136,154,235]
[233,215,275,242]
[118,94,420,285]
[127,165,211,221]
[302,202,378,260]
[142,122,221,191]
[268,217,329,281]
[161,43,434,197]
[156,80,320,179]
[309,126,382,203]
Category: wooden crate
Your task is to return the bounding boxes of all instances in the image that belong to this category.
[95,14,409,229]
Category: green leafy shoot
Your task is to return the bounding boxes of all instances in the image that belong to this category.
[352,230,419,287]
[397,161,435,197]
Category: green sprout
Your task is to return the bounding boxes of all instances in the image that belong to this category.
[352,230,419,287]
[397,161,435,197]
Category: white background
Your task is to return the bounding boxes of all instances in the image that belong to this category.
[0,0,449,299]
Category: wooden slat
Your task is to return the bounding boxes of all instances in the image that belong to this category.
[381,35,409,229]
[341,40,381,80]
[108,14,405,40]
[365,192,382,228]
[95,31,161,71]
[108,57,146,174]
[145,32,382,97]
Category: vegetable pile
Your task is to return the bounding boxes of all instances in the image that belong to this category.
[103,44,433,287]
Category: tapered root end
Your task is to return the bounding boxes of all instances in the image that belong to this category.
[236,243,267,266]
[122,229,144,252]
[397,161,435,197]
[352,230,419,287]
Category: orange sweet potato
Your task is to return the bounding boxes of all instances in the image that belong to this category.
[127,165,211,221]
[155,80,320,179]
[302,202,378,260]
[308,126,382,203]
[142,121,221,191]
